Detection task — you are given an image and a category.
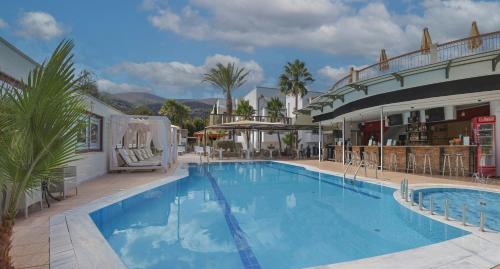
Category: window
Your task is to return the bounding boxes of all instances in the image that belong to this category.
[77,113,103,152]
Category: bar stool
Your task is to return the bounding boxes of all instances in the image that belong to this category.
[442,153,453,177]
[422,152,432,175]
[406,153,416,174]
[455,153,465,177]
[353,151,361,166]
[389,152,398,172]
[363,151,374,168]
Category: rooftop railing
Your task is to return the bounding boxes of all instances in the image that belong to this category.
[336,31,500,90]
[209,114,292,126]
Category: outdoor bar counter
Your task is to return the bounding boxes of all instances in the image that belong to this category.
[381,145,475,175]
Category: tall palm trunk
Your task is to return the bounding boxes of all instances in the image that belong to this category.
[226,90,233,115]
[0,217,14,269]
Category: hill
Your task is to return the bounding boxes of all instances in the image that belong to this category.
[102,92,216,118]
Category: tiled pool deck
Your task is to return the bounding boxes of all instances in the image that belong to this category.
[11,154,500,269]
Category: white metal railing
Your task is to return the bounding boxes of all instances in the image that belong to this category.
[334,31,500,90]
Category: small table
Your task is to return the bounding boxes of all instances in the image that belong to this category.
[217,149,224,160]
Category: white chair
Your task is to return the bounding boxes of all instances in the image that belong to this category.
[4,185,43,218]
[49,166,78,199]
[177,145,186,155]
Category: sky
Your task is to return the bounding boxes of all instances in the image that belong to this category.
[1,0,500,99]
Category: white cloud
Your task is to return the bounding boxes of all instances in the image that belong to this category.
[319,64,367,82]
[97,79,152,94]
[144,0,500,58]
[0,18,8,28]
[108,54,264,97]
[17,11,64,40]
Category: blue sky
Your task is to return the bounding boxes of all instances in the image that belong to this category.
[1,0,499,99]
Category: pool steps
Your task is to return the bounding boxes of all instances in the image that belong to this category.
[399,179,489,232]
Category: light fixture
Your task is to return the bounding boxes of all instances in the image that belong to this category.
[461,111,466,117]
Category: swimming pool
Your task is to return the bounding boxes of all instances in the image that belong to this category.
[90,162,468,269]
[412,188,500,232]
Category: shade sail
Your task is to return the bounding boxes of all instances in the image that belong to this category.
[468,21,482,49]
[420,27,432,53]
[378,49,389,71]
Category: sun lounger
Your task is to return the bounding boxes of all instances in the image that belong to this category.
[117,148,162,170]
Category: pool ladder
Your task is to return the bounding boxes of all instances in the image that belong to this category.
[343,159,378,181]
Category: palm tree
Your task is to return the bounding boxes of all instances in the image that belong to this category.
[235,100,255,120]
[266,97,285,153]
[278,59,314,112]
[0,40,85,268]
[235,100,255,150]
[202,63,249,115]
[159,99,191,127]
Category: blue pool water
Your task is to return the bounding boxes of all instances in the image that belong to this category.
[90,162,468,269]
[413,188,500,231]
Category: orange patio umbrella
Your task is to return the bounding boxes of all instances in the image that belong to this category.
[420,27,432,54]
[468,21,482,49]
[378,49,389,71]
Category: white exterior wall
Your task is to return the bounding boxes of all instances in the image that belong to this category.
[70,96,125,183]
[0,37,38,81]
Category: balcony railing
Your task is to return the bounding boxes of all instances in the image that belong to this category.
[339,31,500,88]
[209,114,292,126]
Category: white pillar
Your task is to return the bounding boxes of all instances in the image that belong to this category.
[318,123,322,162]
[380,107,384,171]
[490,101,500,176]
[419,109,426,123]
[403,111,411,125]
[342,118,346,166]
[444,105,456,121]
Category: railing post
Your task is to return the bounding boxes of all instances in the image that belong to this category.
[462,204,467,226]
[418,192,423,210]
[444,199,449,220]
[429,196,433,215]
[479,212,485,232]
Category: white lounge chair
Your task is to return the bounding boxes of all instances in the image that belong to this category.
[117,148,162,170]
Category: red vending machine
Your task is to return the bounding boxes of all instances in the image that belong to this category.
[472,116,496,177]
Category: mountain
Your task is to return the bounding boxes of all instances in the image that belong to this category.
[102,92,216,118]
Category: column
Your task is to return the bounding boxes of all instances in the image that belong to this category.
[490,101,500,176]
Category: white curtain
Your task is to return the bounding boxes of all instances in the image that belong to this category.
[111,116,130,168]
[150,119,171,171]
[171,128,178,162]
[146,131,152,149]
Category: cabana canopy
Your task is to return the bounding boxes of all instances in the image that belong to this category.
[110,115,172,171]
